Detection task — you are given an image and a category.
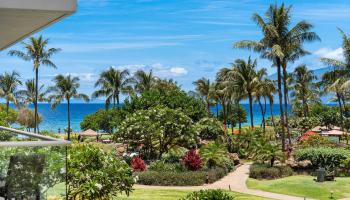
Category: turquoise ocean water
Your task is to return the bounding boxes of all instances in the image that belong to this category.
[15,103,290,133]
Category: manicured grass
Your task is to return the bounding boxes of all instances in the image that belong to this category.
[118,189,273,200]
[48,184,272,200]
[247,175,350,200]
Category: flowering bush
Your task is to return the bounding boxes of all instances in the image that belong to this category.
[131,156,147,172]
[182,150,202,171]
[68,144,134,199]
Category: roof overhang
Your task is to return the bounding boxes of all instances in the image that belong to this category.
[0,0,77,50]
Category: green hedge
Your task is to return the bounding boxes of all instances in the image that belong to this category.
[295,147,350,171]
[135,168,227,186]
[249,163,293,179]
[180,189,234,200]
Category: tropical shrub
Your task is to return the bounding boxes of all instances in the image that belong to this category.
[289,117,320,133]
[68,144,134,199]
[200,141,230,169]
[117,106,194,159]
[249,163,293,179]
[123,87,207,122]
[182,149,203,171]
[80,108,125,133]
[131,156,147,172]
[17,108,43,131]
[229,128,266,158]
[148,160,186,172]
[296,147,350,171]
[318,109,341,129]
[250,142,284,167]
[180,189,234,200]
[136,168,227,186]
[194,117,224,140]
[341,157,350,169]
[298,134,336,148]
[161,146,187,164]
[0,104,17,126]
[224,104,247,129]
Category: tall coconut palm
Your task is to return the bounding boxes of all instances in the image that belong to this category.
[17,79,48,107]
[320,28,350,130]
[47,75,89,140]
[92,67,130,109]
[193,78,214,113]
[0,71,22,115]
[132,70,156,93]
[253,69,269,132]
[217,67,245,131]
[234,4,319,150]
[264,80,277,128]
[231,57,259,128]
[9,36,60,133]
[291,65,318,117]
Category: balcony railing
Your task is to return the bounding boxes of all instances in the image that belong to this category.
[0,126,70,199]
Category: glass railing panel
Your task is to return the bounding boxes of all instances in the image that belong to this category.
[0,127,69,200]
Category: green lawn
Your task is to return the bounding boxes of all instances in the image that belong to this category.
[247,175,350,200]
[118,189,273,200]
[48,184,272,200]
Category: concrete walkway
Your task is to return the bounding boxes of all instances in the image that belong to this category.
[135,164,311,200]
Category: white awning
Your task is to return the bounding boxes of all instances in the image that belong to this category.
[0,0,77,50]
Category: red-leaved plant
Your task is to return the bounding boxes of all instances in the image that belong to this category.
[131,156,147,172]
[182,149,202,171]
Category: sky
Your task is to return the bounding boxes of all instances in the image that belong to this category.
[1,0,350,102]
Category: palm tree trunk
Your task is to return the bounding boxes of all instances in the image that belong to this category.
[277,60,286,151]
[222,100,227,133]
[6,100,9,117]
[113,95,116,109]
[302,92,307,117]
[248,93,254,128]
[67,98,71,140]
[269,98,276,128]
[263,96,267,130]
[282,65,291,145]
[237,102,242,133]
[337,93,344,131]
[34,67,39,133]
[341,95,347,116]
[258,97,265,133]
[117,94,120,109]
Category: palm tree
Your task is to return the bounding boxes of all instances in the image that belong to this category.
[253,69,270,132]
[193,78,214,113]
[212,81,229,129]
[47,75,89,140]
[92,67,130,109]
[291,65,318,117]
[231,57,259,128]
[234,4,319,150]
[0,71,22,116]
[17,79,48,107]
[9,36,60,133]
[132,70,156,93]
[320,28,350,130]
[264,80,277,128]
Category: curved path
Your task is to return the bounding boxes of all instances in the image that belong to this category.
[135,164,312,200]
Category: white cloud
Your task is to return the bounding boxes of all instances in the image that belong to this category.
[112,63,188,78]
[170,67,188,76]
[314,47,344,60]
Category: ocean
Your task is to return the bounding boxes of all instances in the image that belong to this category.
[16,103,291,133]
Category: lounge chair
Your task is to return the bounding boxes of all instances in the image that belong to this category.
[0,154,45,200]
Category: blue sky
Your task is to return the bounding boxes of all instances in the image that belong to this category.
[1,0,350,102]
